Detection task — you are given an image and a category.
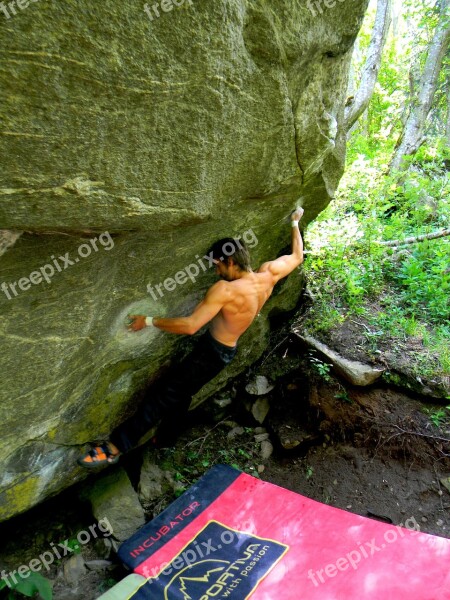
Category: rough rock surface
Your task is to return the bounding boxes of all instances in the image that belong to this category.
[251,397,271,424]
[296,333,385,386]
[245,375,275,396]
[81,467,145,542]
[138,449,176,505]
[0,0,368,520]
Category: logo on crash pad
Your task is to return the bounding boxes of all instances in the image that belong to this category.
[154,521,289,599]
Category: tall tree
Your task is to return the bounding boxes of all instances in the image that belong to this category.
[390,0,450,172]
[446,79,450,143]
[345,0,392,133]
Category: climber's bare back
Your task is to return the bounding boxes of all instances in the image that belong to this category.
[208,270,276,346]
[209,248,303,347]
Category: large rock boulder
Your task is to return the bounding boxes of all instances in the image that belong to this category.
[0,0,368,520]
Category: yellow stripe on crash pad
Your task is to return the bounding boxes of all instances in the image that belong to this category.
[96,574,148,600]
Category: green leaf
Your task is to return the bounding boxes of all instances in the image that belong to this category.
[14,579,36,597]
[15,573,53,600]
[34,574,53,600]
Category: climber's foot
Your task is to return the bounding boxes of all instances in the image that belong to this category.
[77,442,121,470]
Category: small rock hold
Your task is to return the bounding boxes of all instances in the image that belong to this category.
[421,516,428,523]
[260,440,274,460]
[257,465,265,474]
[246,375,275,396]
[254,427,267,435]
[223,420,240,429]
[227,426,244,439]
[254,433,270,442]
[214,397,233,408]
[436,519,444,527]
[85,560,113,572]
[251,398,270,424]
[63,554,86,586]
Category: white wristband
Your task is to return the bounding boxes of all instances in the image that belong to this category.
[291,220,299,227]
[145,316,155,327]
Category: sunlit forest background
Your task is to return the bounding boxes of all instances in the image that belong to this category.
[304,0,449,394]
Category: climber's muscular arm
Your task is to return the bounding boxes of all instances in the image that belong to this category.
[153,281,229,334]
[258,207,304,284]
[128,281,230,334]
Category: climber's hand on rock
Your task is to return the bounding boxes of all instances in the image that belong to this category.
[127,314,147,331]
[291,207,304,222]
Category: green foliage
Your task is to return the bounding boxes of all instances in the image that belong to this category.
[97,578,119,595]
[335,391,353,404]
[64,538,82,555]
[308,353,332,382]
[396,244,449,323]
[349,0,450,147]
[422,406,450,428]
[160,425,263,496]
[0,572,52,600]
[304,131,449,377]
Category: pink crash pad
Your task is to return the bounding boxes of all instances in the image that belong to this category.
[118,465,450,599]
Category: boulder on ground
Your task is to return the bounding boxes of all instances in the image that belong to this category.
[81,468,145,542]
[0,0,369,520]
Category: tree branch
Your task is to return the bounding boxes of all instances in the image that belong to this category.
[376,228,450,247]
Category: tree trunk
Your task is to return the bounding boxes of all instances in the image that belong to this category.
[390,0,450,172]
[446,81,450,143]
[345,0,392,132]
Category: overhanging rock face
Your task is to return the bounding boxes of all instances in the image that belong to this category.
[0,0,368,520]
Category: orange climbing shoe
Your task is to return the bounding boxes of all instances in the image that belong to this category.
[77,442,121,470]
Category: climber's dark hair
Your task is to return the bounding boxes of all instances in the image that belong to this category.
[207,237,252,272]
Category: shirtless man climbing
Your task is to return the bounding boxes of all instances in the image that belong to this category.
[78,207,304,468]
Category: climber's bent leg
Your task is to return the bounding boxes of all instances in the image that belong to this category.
[109,331,236,454]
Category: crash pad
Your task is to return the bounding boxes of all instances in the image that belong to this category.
[105,465,450,599]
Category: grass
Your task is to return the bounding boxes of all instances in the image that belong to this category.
[157,422,264,498]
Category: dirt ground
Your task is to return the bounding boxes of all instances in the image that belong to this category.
[161,377,450,542]
[0,332,449,599]
[263,381,450,539]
